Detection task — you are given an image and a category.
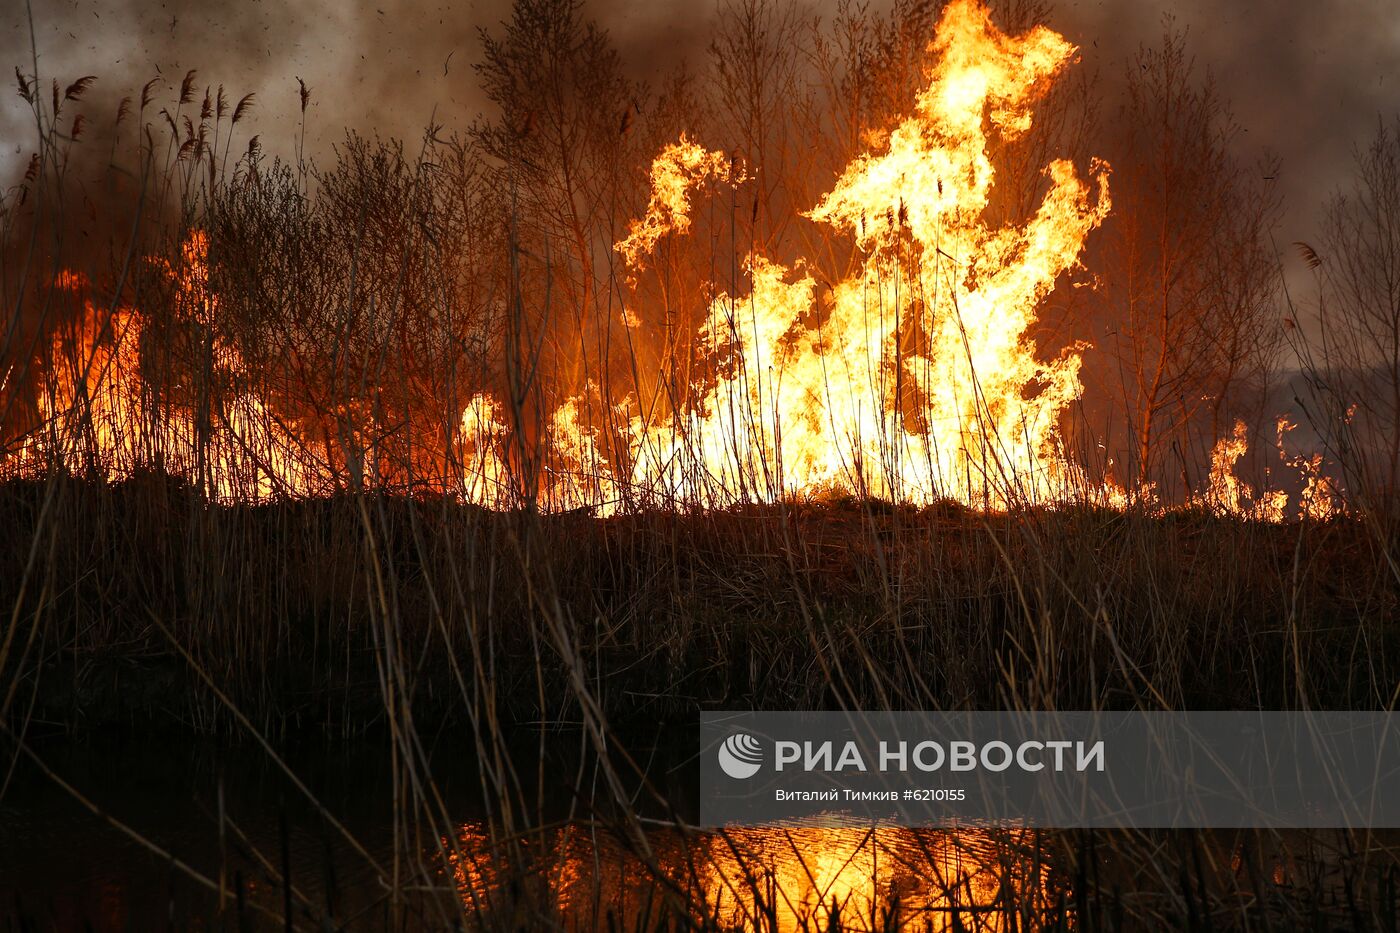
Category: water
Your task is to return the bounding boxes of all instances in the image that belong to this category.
[2,734,432,929]
[0,731,1065,930]
[3,732,1395,930]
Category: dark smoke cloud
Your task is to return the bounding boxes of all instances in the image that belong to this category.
[1047,0,1400,281]
[4,0,1398,269]
[3,0,345,165]
[0,0,717,183]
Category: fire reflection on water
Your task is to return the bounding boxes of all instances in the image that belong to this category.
[444,824,1061,931]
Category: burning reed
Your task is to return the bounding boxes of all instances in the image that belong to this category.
[0,0,1365,519]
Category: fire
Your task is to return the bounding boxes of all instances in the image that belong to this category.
[0,0,1345,520]
[697,826,1047,932]
[1275,416,1342,521]
[1204,421,1288,521]
[33,285,146,480]
[592,0,1111,508]
[1295,455,1339,520]
[459,393,513,509]
[442,822,1052,932]
[615,135,741,279]
[2,232,325,501]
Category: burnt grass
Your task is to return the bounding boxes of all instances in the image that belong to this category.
[2,473,1398,737]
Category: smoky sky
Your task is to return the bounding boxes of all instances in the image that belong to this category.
[4,0,1400,286]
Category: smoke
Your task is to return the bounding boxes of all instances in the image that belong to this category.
[2,0,351,176]
[3,0,1398,260]
[0,0,716,187]
[1046,0,1400,282]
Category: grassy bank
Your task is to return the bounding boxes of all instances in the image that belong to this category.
[2,474,1396,736]
[3,480,1399,931]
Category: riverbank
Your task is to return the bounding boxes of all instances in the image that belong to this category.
[3,474,1395,736]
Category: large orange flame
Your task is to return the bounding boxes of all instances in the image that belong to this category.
[3,233,325,500]
[0,0,1342,520]
[577,0,1111,509]
[615,134,742,279]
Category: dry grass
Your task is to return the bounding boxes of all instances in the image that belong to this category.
[2,475,1395,734]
